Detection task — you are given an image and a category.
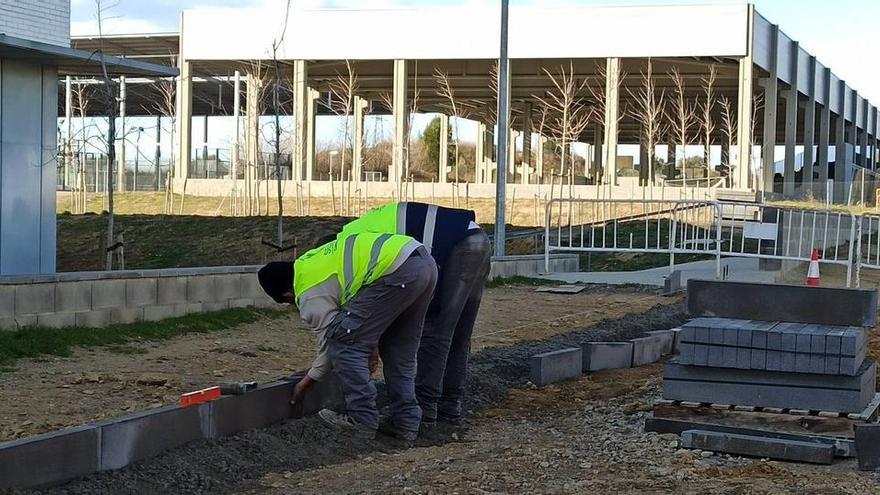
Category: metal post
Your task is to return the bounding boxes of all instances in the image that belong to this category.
[118,75,127,193]
[494,0,510,257]
[439,113,449,183]
[232,70,241,214]
[64,76,72,190]
[154,116,161,191]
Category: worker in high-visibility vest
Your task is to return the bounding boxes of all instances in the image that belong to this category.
[257,231,438,441]
[338,202,491,430]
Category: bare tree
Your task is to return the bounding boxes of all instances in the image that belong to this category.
[665,67,696,180]
[151,56,177,215]
[71,80,95,213]
[534,62,592,187]
[269,0,293,249]
[627,59,667,186]
[698,64,718,178]
[328,60,358,215]
[434,68,470,184]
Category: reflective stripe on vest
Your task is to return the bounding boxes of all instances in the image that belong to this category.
[421,204,438,254]
[363,233,392,284]
[396,203,407,234]
[342,234,358,300]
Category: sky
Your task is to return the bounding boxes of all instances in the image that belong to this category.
[69,0,878,165]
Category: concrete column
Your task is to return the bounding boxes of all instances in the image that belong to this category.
[306,88,318,182]
[508,129,518,184]
[860,99,869,168]
[232,70,240,209]
[734,7,755,189]
[439,113,449,183]
[202,115,209,177]
[486,126,496,183]
[175,59,192,182]
[292,60,308,182]
[834,81,847,203]
[536,135,545,183]
[592,126,603,182]
[603,57,621,185]
[639,137,649,186]
[817,68,831,188]
[802,56,817,195]
[782,41,799,198]
[392,59,408,196]
[475,123,485,184]
[521,102,532,185]
[761,25,780,195]
[353,96,367,184]
[118,75,127,192]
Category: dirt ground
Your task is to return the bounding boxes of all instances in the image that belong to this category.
[5,284,880,494]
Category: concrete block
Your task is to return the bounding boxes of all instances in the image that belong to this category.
[855,423,880,471]
[687,279,878,327]
[632,334,669,367]
[0,285,14,317]
[229,298,255,309]
[670,328,682,353]
[252,296,282,309]
[664,269,682,294]
[14,283,54,315]
[530,347,583,386]
[203,301,230,312]
[736,328,751,370]
[0,425,99,490]
[110,307,144,324]
[98,403,212,471]
[54,281,92,313]
[212,381,292,437]
[214,274,242,301]
[75,309,111,328]
[678,326,695,365]
[125,279,157,307]
[680,430,833,465]
[186,275,217,303]
[582,342,633,372]
[240,272,265,299]
[143,304,176,322]
[91,279,126,309]
[647,330,675,355]
[290,372,347,419]
[662,359,877,413]
[37,312,76,329]
[157,276,187,305]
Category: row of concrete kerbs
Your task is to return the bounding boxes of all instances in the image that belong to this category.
[0,266,281,330]
[528,328,682,387]
[0,375,345,490]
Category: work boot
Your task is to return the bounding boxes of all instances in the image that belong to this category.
[437,412,463,425]
[378,417,418,442]
[318,409,376,440]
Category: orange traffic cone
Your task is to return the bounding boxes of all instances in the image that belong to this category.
[806,248,821,287]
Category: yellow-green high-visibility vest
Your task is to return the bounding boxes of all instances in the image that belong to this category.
[340,202,405,237]
[293,231,418,306]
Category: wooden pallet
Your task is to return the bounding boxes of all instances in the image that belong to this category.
[652,394,880,439]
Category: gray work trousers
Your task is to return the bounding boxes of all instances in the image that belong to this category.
[327,251,438,434]
[416,231,491,421]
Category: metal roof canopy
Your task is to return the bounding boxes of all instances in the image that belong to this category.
[1,34,178,77]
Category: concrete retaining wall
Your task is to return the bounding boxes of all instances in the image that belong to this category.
[0,255,578,330]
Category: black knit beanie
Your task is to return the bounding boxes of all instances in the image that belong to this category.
[258,261,294,303]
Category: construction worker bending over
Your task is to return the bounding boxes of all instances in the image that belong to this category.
[338,202,491,428]
[257,232,437,440]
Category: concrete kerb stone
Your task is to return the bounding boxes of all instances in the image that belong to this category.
[680,429,834,464]
[647,330,676,355]
[582,342,633,372]
[631,333,670,367]
[37,312,76,329]
[0,425,100,490]
[110,307,144,325]
[98,403,212,472]
[530,347,582,387]
[75,309,112,328]
[855,423,880,470]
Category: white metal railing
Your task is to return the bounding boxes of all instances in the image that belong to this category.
[545,198,862,287]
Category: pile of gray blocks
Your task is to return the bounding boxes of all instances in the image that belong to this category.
[0,374,345,490]
[663,280,878,414]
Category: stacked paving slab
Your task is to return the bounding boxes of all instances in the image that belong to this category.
[662,280,879,414]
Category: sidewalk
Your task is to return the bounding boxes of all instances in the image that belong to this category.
[539,257,778,287]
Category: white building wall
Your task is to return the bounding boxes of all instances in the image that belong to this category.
[0,0,70,47]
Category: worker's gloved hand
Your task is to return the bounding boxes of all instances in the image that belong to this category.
[368,348,380,375]
[291,374,316,404]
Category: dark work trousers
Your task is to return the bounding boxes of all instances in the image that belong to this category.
[327,251,438,434]
[416,231,491,422]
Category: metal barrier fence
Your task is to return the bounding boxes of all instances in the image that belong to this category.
[545,199,861,287]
